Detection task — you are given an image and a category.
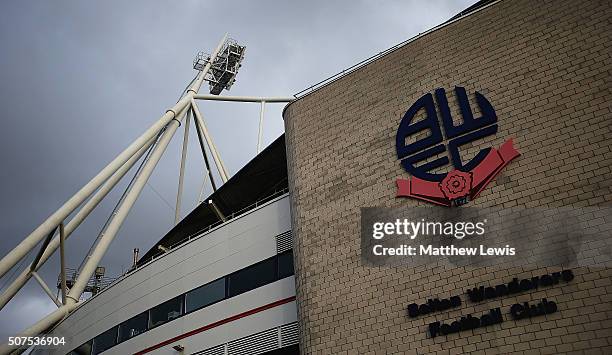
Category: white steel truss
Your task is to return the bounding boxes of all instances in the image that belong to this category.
[0,33,293,354]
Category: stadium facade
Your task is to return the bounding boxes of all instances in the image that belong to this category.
[40,0,611,353]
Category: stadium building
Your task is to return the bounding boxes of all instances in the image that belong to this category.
[13,0,611,353]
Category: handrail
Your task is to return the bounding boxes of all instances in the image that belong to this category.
[139,186,289,265]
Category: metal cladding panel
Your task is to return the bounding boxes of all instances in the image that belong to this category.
[183,236,273,292]
[46,195,291,354]
[280,322,299,347]
[227,328,278,355]
[194,322,299,355]
[276,230,293,254]
[139,135,288,263]
[196,344,225,355]
[113,279,296,355]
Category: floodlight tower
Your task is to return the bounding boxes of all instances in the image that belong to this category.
[194,38,246,95]
[175,37,246,224]
[0,33,293,354]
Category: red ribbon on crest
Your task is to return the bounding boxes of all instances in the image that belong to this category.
[396,139,520,206]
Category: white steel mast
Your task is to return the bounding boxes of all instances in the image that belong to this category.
[0,33,294,354]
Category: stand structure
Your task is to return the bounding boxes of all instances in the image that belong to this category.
[0,34,293,354]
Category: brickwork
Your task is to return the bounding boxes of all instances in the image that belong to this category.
[283,0,612,354]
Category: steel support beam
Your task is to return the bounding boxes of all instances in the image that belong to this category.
[31,272,61,308]
[197,173,209,204]
[0,138,155,310]
[30,227,58,272]
[192,106,217,193]
[59,223,67,305]
[193,95,294,103]
[63,31,228,297]
[208,199,226,222]
[191,100,230,183]
[66,107,187,305]
[0,34,229,280]
[257,101,266,153]
[0,34,231,354]
[1,93,188,280]
[0,302,80,354]
[175,109,191,225]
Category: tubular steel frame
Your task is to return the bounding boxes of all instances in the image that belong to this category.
[0,33,293,354]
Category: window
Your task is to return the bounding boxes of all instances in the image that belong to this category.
[77,249,293,354]
[185,278,226,313]
[277,251,294,279]
[118,311,148,343]
[227,257,277,297]
[69,339,92,355]
[92,326,117,355]
[149,295,184,328]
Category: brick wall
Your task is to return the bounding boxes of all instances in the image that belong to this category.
[283,0,612,354]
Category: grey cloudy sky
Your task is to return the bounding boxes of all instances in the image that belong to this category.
[0,0,477,341]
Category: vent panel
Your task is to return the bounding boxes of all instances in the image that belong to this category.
[193,322,298,355]
[276,230,292,254]
[227,328,278,355]
[193,344,225,355]
[280,322,299,347]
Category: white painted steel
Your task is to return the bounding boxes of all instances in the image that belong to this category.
[66,107,187,305]
[0,105,183,279]
[198,173,208,204]
[0,138,155,310]
[31,271,61,308]
[0,34,229,354]
[193,95,294,103]
[0,34,229,280]
[257,101,266,153]
[175,109,191,225]
[208,199,226,221]
[59,223,67,305]
[189,33,228,96]
[0,302,80,354]
[191,100,230,183]
[41,195,293,355]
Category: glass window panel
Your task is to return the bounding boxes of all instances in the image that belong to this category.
[185,278,226,313]
[118,311,148,342]
[228,257,277,297]
[149,295,184,328]
[278,251,294,279]
[72,340,92,355]
[92,327,117,355]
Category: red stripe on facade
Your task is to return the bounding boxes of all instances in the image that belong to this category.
[134,296,296,354]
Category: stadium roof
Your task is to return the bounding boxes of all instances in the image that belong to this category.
[138,135,288,265]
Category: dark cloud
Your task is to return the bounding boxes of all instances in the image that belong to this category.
[0,0,478,341]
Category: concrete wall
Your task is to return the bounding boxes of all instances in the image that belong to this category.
[283,0,611,353]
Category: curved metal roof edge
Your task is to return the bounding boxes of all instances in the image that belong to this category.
[137,134,288,264]
[48,192,291,334]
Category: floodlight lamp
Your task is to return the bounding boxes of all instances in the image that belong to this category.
[200,38,246,95]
